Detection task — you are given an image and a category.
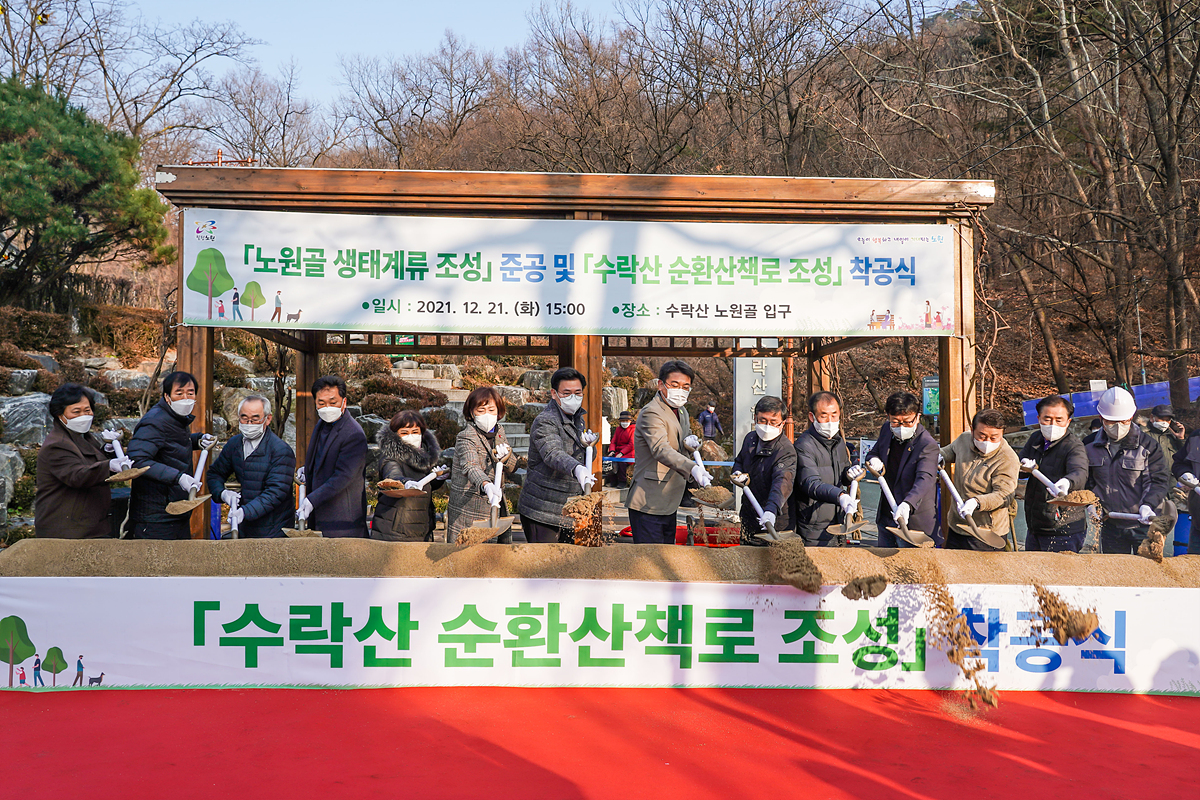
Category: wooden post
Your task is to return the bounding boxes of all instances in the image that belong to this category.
[558,334,605,488]
[938,220,977,445]
[175,325,214,539]
[294,331,321,466]
[783,338,795,440]
[806,338,835,398]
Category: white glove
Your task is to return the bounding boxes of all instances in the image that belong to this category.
[228,506,245,529]
[573,464,596,492]
[846,465,866,482]
[1053,478,1071,496]
[893,502,911,526]
[108,457,132,473]
[684,434,701,451]
[297,496,313,521]
[483,482,503,508]
[221,490,240,507]
[867,457,884,474]
[838,493,859,516]
[758,510,776,529]
[295,466,306,484]
[403,480,422,490]
[101,430,123,442]
[103,442,116,454]
[495,443,510,460]
[1181,472,1197,486]
[1020,458,1037,473]
[199,433,217,449]
[177,473,202,493]
[690,465,713,487]
[1138,504,1156,525]
[958,498,979,517]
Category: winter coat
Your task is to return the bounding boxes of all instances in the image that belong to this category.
[1144,425,1182,466]
[127,398,203,528]
[609,423,635,458]
[446,421,518,543]
[1084,426,1171,527]
[698,410,723,438]
[518,400,588,529]
[626,393,694,516]
[733,431,796,535]
[1018,431,1088,537]
[865,423,941,542]
[372,428,442,542]
[207,428,297,539]
[35,419,113,539]
[304,411,368,538]
[792,427,852,542]
[1171,428,1200,481]
[940,432,1020,540]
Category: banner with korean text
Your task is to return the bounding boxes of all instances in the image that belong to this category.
[1,578,1196,694]
[180,208,957,337]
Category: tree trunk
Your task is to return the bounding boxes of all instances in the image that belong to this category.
[1015,261,1069,393]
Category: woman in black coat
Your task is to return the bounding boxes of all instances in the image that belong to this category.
[371,410,445,542]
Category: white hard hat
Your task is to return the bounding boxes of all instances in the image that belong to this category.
[1096,387,1136,421]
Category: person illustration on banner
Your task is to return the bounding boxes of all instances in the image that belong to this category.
[271,290,283,322]
[231,287,244,321]
[925,301,932,328]
[217,300,225,319]
[73,656,85,687]
[33,654,44,687]
[17,667,26,687]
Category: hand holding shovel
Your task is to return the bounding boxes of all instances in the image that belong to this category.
[283,481,321,537]
[579,429,600,492]
[460,449,513,544]
[166,438,215,515]
[227,494,241,540]
[866,461,933,547]
[732,471,797,542]
[827,478,866,538]
[380,465,448,498]
[103,431,149,483]
[937,459,1007,549]
[1022,458,1083,506]
[684,434,713,488]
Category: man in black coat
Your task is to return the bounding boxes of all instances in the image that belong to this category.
[126,371,216,540]
[298,375,368,538]
[793,392,858,546]
[862,391,942,548]
[732,396,797,543]
[1018,395,1089,552]
[208,395,296,538]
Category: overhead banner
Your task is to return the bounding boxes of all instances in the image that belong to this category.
[179,208,957,337]
[1,577,1195,694]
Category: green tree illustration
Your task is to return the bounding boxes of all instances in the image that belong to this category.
[242,281,266,321]
[42,647,67,687]
[185,248,235,319]
[0,615,35,688]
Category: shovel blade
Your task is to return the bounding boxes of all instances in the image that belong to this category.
[165,494,211,515]
[886,526,935,548]
[106,466,150,483]
[282,527,322,538]
[827,520,867,536]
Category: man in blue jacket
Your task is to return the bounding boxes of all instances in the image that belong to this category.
[208,395,296,538]
[298,375,368,538]
[860,391,941,547]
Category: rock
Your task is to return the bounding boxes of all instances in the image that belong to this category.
[8,369,37,396]
[700,440,728,463]
[212,415,229,438]
[392,360,419,370]
[602,386,629,418]
[101,417,141,435]
[216,387,259,434]
[91,390,109,407]
[218,350,255,373]
[521,402,548,417]
[24,353,59,372]
[357,414,389,444]
[246,376,296,394]
[365,444,381,482]
[346,405,363,419]
[0,443,25,505]
[280,416,297,451]
[0,393,52,445]
[634,387,658,408]
[428,363,462,384]
[494,385,530,407]
[423,405,465,428]
[84,357,122,370]
[102,369,152,391]
[519,370,553,391]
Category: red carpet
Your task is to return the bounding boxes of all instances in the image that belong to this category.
[4,687,1195,799]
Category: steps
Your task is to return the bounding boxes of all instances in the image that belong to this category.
[500,421,530,456]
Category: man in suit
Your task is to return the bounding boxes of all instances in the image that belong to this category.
[625,360,712,544]
[208,395,297,538]
[297,375,368,538]
[860,391,941,547]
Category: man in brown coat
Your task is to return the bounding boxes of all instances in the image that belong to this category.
[940,408,1020,551]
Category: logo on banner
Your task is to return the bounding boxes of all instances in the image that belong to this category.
[194,220,217,242]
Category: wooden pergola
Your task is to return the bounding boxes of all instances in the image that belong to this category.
[157,167,992,537]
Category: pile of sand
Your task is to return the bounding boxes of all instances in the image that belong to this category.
[769,539,823,593]
[924,576,999,709]
[1060,489,1099,505]
[563,493,608,548]
[1032,583,1100,645]
[841,574,888,601]
[690,486,734,508]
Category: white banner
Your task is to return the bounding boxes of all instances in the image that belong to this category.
[1,578,1196,694]
[180,209,957,337]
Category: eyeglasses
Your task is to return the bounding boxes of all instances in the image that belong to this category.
[556,390,584,398]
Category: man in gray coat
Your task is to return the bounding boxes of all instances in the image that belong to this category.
[518,367,594,543]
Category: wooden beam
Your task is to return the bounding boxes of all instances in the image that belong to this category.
[175,325,214,539]
[809,336,891,359]
[806,340,835,399]
[250,328,315,353]
[559,334,605,487]
[294,331,321,468]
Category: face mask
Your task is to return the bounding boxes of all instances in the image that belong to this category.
[400,433,422,448]
[813,420,839,438]
[474,413,498,432]
[756,423,782,441]
[558,394,583,415]
[891,424,917,441]
[169,398,195,416]
[664,388,690,408]
[63,415,93,434]
[240,423,265,440]
[317,405,343,424]
[973,437,1000,454]
[1152,420,1169,431]
[1040,423,1068,442]
[1103,421,1130,441]
[620,422,630,428]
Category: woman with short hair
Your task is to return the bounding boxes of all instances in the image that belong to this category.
[446,386,518,544]
[372,410,444,542]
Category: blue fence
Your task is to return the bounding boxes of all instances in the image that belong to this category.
[1021,377,1200,426]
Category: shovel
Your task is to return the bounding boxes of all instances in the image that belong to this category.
[1178,473,1200,500]
[104,438,150,483]
[165,442,214,515]
[460,454,512,544]
[826,479,867,537]
[867,463,934,547]
[283,482,321,537]
[582,428,600,492]
[684,434,706,473]
[226,494,240,540]
[731,472,798,542]
[937,466,1008,549]
[1024,464,1089,507]
[379,466,448,498]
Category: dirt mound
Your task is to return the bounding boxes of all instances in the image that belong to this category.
[1032,584,1100,645]
[769,539,823,593]
[563,493,608,547]
[690,486,733,508]
[924,577,999,710]
[1137,530,1166,563]
[841,575,888,600]
[1061,490,1098,505]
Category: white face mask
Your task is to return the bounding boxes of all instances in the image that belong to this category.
[474,413,498,432]
[1152,419,1170,431]
[1103,421,1130,441]
[400,433,422,448]
[620,422,630,428]
[755,423,782,441]
[169,398,195,416]
[973,437,1000,454]
[1040,423,1068,442]
[812,420,839,438]
[664,388,690,408]
[317,405,343,424]
[558,394,583,415]
[63,415,93,434]
[240,422,265,440]
[891,424,917,441]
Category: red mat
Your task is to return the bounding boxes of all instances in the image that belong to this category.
[4,687,1196,799]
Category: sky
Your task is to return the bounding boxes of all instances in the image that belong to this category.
[147,0,617,105]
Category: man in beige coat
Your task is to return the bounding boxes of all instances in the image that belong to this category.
[940,408,1019,551]
[626,360,713,543]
